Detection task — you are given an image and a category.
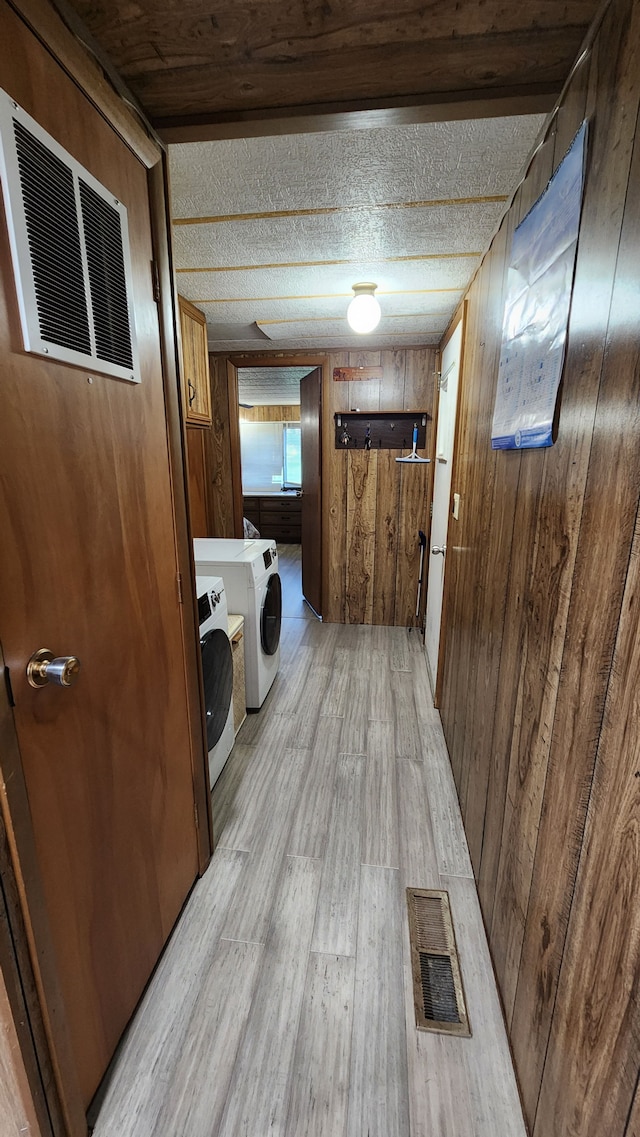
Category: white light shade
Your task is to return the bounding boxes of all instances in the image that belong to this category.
[347,282,381,334]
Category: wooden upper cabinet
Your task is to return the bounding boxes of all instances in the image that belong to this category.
[178,296,212,426]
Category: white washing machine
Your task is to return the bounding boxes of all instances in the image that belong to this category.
[195,575,235,788]
[194,539,281,711]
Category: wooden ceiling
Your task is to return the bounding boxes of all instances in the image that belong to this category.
[62,0,602,140]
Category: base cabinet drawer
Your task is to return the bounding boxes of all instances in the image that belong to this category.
[242,495,302,542]
[260,523,301,542]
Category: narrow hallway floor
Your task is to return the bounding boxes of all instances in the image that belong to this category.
[93,557,526,1137]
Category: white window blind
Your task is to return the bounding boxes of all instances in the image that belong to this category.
[240,421,302,492]
[240,421,284,492]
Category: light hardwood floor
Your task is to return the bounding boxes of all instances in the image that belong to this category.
[92,547,526,1137]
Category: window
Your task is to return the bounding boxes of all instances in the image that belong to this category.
[283,423,302,488]
[240,420,301,492]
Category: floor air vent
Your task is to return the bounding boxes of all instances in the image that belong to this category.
[406,888,471,1037]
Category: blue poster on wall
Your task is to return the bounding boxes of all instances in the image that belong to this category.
[491,121,588,450]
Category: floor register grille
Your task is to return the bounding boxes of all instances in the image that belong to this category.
[407,888,471,1037]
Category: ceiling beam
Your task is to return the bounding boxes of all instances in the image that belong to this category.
[155,85,559,144]
[61,1,600,141]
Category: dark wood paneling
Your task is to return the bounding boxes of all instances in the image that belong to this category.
[148,156,213,882]
[438,1,640,1133]
[206,356,236,538]
[185,426,211,538]
[66,0,599,133]
[627,1083,640,1137]
[535,513,640,1137]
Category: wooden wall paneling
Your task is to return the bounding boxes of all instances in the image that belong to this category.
[461,155,548,913]
[534,504,640,1137]
[453,237,506,822]
[468,52,591,904]
[323,352,349,622]
[185,427,211,538]
[381,348,408,409]
[402,346,436,412]
[439,202,516,806]
[393,463,431,627]
[148,158,213,871]
[209,346,447,625]
[207,356,236,538]
[626,1081,640,1137]
[510,14,640,1118]
[372,351,406,625]
[372,445,399,626]
[226,361,244,538]
[454,214,516,866]
[470,226,525,909]
[449,246,502,793]
[485,132,559,1021]
[239,405,301,422]
[437,274,482,785]
[345,351,380,625]
[347,349,382,414]
[345,451,378,624]
[394,349,436,628]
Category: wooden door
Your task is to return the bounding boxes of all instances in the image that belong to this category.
[300,368,322,616]
[425,320,462,697]
[0,7,199,1110]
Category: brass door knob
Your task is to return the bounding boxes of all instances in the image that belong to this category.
[27,648,81,688]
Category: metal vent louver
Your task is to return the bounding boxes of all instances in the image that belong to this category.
[14,122,91,354]
[406,888,471,1036]
[79,180,133,369]
[0,88,139,382]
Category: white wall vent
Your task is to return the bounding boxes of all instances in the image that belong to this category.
[0,88,139,382]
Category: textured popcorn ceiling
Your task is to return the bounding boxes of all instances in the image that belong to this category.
[237,367,314,405]
[169,114,546,351]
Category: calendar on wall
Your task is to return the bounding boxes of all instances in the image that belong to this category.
[491,121,588,450]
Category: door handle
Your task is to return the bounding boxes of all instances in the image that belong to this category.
[188,379,196,406]
[431,545,446,556]
[27,648,81,688]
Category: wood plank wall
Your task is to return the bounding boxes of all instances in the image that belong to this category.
[239,405,300,422]
[208,348,437,624]
[438,1,640,1132]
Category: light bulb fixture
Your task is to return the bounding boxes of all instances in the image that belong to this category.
[347,282,381,334]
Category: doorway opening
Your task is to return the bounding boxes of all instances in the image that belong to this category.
[230,360,324,618]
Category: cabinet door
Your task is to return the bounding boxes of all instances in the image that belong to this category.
[186,426,211,536]
[178,296,212,425]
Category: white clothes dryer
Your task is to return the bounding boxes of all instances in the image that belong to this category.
[194,539,281,710]
[195,575,235,788]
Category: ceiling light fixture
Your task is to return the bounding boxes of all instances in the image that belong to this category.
[347,282,381,334]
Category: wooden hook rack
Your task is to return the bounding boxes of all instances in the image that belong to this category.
[334,411,429,451]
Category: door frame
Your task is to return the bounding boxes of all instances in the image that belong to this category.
[228,353,325,612]
[0,2,212,1132]
[429,301,467,707]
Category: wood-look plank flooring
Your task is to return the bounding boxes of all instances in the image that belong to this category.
[92,547,526,1137]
